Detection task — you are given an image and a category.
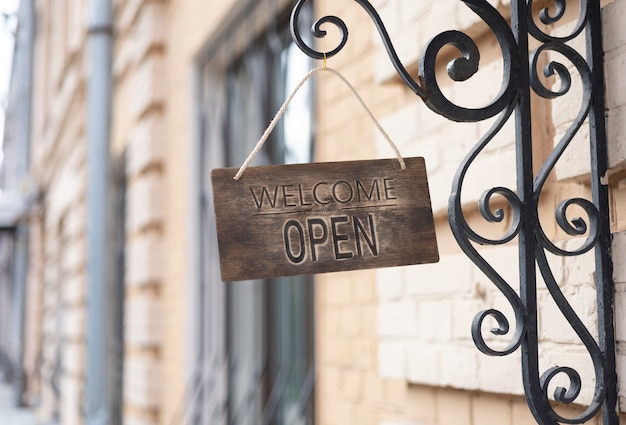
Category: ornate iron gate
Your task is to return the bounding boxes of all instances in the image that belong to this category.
[290,1,617,424]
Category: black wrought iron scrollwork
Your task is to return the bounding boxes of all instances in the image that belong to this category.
[539,365,602,424]
[290,0,617,424]
[419,0,520,122]
[291,0,426,97]
[527,0,589,43]
[450,102,526,357]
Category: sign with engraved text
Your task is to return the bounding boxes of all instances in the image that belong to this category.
[211,157,439,282]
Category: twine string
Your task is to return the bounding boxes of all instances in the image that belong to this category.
[233,66,406,181]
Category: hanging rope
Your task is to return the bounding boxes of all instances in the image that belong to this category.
[233,66,406,180]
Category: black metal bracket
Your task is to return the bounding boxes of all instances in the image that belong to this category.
[290,1,618,424]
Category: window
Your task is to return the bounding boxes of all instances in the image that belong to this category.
[194,2,315,424]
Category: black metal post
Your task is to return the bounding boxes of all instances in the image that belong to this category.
[511,1,550,423]
[587,1,619,422]
[290,0,618,424]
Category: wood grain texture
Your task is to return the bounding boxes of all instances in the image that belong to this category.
[211,157,439,282]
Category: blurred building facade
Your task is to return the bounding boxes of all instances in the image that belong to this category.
[1,0,626,425]
[0,0,34,410]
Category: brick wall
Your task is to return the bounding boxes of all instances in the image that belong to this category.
[314,0,417,423]
[113,1,167,424]
[314,0,626,424]
[24,0,626,424]
[114,0,245,423]
[28,1,88,422]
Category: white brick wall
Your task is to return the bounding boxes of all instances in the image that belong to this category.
[124,417,159,425]
[378,340,406,379]
[62,341,84,376]
[613,233,626,408]
[126,114,165,177]
[378,246,521,389]
[124,357,162,409]
[63,274,85,306]
[376,267,405,300]
[61,307,86,340]
[398,0,429,25]
[119,3,167,421]
[378,301,420,338]
[66,0,86,56]
[440,344,479,389]
[64,202,86,241]
[133,2,166,62]
[605,36,626,111]
[126,233,164,287]
[378,236,612,404]
[477,351,523,395]
[616,352,626,411]
[404,252,476,296]
[125,293,163,347]
[126,175,164,233]
[405,341,442,386]
[456,0,504,31]
[132,54,165,119]
[418,301,453,343]
[117,0,145,32]
[613,232,626,283]
[60,375,83,425]
[63,238,86,274]
[605,0,626,170]
[47,161,86,223]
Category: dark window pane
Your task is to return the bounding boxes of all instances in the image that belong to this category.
[197,2,315,424]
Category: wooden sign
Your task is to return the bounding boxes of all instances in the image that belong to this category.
[211,157,439,282]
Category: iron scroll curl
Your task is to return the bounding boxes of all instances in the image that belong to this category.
[290,0,520,122]
[290,0,425,97]
[289,0,616,424]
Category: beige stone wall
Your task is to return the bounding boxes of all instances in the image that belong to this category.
[22,206,44,405]
[28,1,89,423]
[113,1,166,424]
[312,2,407,423]
[113,0,242,423]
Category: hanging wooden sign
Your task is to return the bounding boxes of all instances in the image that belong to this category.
[211,157,439,282]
